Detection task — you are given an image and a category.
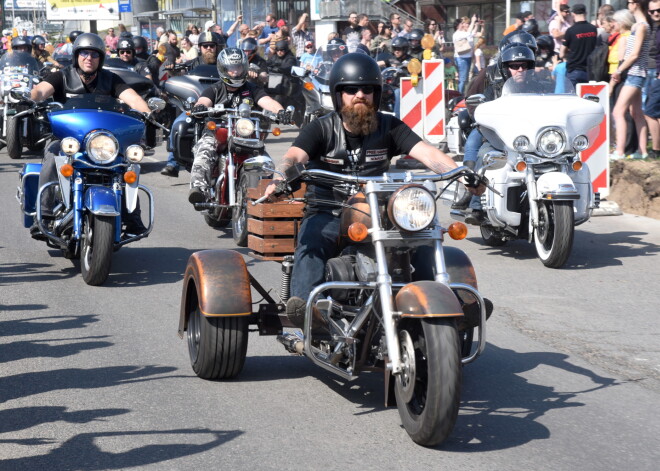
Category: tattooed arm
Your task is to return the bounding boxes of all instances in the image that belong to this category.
[263,146,310,199]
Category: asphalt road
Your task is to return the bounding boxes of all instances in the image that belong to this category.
[1,128,659,470]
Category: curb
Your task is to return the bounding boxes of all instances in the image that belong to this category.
[593,200,622,217]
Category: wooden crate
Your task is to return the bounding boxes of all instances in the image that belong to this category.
[247,179,306,261]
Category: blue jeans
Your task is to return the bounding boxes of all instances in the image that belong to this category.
[291,212,341,300]
[456,56,472,94]
[464,128,483,165]
[166,112,187,170]
[566,69,588,88]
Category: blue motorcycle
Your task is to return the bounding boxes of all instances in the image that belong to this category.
[17,93,166,285]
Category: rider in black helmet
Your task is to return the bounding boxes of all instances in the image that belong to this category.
[116,37,152,80]
[407,28,425,60]
[132,36,149,60]
[11,36,31,54]
[261,53,478,327]
[240,37,268,82]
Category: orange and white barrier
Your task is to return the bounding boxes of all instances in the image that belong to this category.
[400,76,424,137]
[577,82,610,198]
[422,60,445,143]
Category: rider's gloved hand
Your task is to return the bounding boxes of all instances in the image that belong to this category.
[463,170,479,188]
[192,104,206,114]
[277,109,292,125]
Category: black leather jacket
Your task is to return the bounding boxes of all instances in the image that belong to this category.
[62,65,114,99]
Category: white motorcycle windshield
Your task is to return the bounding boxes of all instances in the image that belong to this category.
[304,45,369,88]
[501,70,575,96]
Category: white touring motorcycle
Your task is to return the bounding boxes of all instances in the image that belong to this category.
[452,73,605,268]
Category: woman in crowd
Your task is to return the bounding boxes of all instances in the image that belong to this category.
[611,2,651,160]
[452,15,480,94]
[188,25,200,47]
[425,18,445,51]
[180,37,198,61]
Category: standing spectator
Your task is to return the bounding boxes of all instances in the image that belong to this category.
[258,13,280,54]
[550,4,573,54]
[390,13,403,36]
[343,12,361,40]
[1,30,10,51]
[163,30,181,66]
[452,15,479,94]
[503,12,526,36]
[189,25,200,47]
[180,37,198,60]
[644,0,660,158]
[105,27,118,52]
[560,3,598,87]
[235,23,250,48]
[444,57,458,90]
[222,15,243,45]
[157,27,167,45]
[473,37,486,75]
[328,32,340,42]
[425,18,445,51]
[358,14,371,33]
[611,1,651,159]
[299,41,317,68]
[292,13,314,59]
[358,29,372,55]
[371,22,392,55]
[400,19,414,38]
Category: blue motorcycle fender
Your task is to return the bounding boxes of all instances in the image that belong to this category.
[19,163,42,227]
[84,186,120,216]
[395,280,464,319]
[178,250,253,337]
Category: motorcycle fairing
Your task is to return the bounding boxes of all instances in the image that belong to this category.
[84,186,120,216]
[18,163,42,227]
[124,165,140,213]
[395,281,464,318]
[54,154,72,209]
[178,250,253,338]
[535,171,579,200]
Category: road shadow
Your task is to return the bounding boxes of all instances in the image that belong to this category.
[0,336,113,363]
[0,314,99,337]
[0,406,130,434]
[234,354,315,382]
[468,230,660,269]
[0,303,48,312]
[0,262,78,285]
[439,344,618,451]
[0,428,242,470]
[0,365,182,404]
[104,246,197,287]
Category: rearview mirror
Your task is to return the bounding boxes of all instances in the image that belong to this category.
[243,156,276,176]
[465,94,486,107]
[147,97,166,112]
[481,151,508,171]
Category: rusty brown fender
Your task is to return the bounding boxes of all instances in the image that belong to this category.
[444,246,478,289]
[177,250,252,338]
[395,281,464,318]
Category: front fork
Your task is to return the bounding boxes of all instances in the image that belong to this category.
[525,167,540,236]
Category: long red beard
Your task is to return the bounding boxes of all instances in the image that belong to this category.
[341,100,378,135]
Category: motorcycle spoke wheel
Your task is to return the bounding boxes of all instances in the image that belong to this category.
[232,172,258,247]
[534,200,574,268]
[187,305,249,380]
[80,214,115,286]
[395,318,462,447]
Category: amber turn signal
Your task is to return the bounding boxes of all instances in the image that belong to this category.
[304,82,314,91]
[572,161,583,171]
[124,171,137,184]
[272,127,281,136]
[60,163,74,177]
[447,222,468,240]
[206,121,217,131]
[348,222,368,242]
[515,160,527,172]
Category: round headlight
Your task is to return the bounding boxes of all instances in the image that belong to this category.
[537,128,565,157]
[126,144,144,163]
[86,132,119,164]
[513,135,530,152]
[61,137,80,155]
[387,185,436,232]
[235,118,255,137]
[573,135,589,151]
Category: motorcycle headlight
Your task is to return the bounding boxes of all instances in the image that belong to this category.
[321,93,333,109]
[537,128,565,157]
[235,118,255,137]
[86,131,119,164]
[126,144,144,163]
[513,135,530,152]
[61,137,80,155]
[572,135,589,152]
[387,185,436,232]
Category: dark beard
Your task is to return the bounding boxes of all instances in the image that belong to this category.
[341,100,378,136]
[203,50,216,64]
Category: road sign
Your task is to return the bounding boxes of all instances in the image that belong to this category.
[119,0,131,12]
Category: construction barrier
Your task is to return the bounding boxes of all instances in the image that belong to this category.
[422,60,445,144]
[399,76,424,138]
[577,82,610,198]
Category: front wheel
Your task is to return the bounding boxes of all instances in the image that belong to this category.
[80,214,115,285]
[534,200,574,268]
[232,172,259,247]
[395,318,462,447]
[6,116,22,159]
[187,305,249,379]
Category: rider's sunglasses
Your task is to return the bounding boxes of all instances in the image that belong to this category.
[650,8,660,13]
[118,50,132,55]
[507,62,529,71]
[342,85,375,95]
[392,47,405,52]
[79,50,101,59]
[201,44,216,49]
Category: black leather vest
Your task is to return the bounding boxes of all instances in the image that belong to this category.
[62,65,114,98]
[305,112,395,213]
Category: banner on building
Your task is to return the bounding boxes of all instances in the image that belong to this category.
[45,0,120,21]
[4,0,46,10]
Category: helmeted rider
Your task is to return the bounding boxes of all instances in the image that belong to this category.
[240,37,268,82]
[407,28,425,61]
[116,37,152,80]
[261,53,482,326]
[534,34,556,72]
[186,48,288,204]
[59,30,83,56]
[11,36,31,54]
[30,33,151,238]
[132,36,150,61]
[31,35,61,67]
[266,40,299,110]
[376,36,411,69]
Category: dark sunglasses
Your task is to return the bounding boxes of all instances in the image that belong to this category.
[305,45,313,48]
[79,50,101,59]
[507,63,529,71]
[118,50,132,55]
[201,43,216,49]
[342,85,375,95]
[650,8,660,13]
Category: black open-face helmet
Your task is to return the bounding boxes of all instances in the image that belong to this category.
[408,28,424,51]
[69,30,83,43]
[329,52,382,111]
[326,38,347,61]
[11,36,32,53]
[500,30,537,53]
[217,47,248,87]
[198,31,224,53]
[391,36,410,54]
[498,43,535,80]
[117,38,135,52]
[31,35,46,48]
[132,36,148,54]
[240,37,258,56]
[73,33,106,68]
